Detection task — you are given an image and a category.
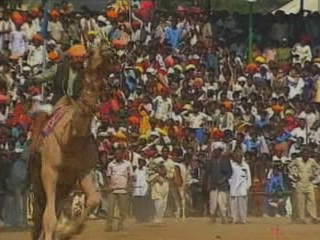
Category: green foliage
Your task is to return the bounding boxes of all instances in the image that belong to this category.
[0,0,23,9]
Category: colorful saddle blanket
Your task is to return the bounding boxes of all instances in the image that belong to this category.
[42,107,68,137]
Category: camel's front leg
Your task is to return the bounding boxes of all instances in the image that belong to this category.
[180,187,186,220]
[55,173,100,239]
[171,188,181,220]
[41,165,58,240]
[80,173,101,220]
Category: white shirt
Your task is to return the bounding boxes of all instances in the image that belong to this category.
[27,45,45,67]
[291,127,308,144]
[152,96,172,120]
[287,76,304,99]
[128,151,143,169]
[0,20,15,42]
[21,22,39,40]
[166,111,183,124]
[185,112,212,129]
[292,44,312,65]
[272,155,289,164]
[133,167,149,196]
[9,30,27,56]
[229,160,251,197]
[80,18,98,32]
[48,21,64,42]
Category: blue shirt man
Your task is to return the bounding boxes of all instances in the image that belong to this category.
[164,21,181,49]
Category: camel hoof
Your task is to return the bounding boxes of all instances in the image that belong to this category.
[55,216,85,240]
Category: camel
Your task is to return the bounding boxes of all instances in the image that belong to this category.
[29,45,115,240]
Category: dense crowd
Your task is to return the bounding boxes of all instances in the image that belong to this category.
[1,0,320,230]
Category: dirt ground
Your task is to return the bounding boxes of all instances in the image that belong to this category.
[1,217,320,240]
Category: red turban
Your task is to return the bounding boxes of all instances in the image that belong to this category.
[246,64,258,74]
[50,10,60,18]
[211,128,224,139]
[164,56,175,68]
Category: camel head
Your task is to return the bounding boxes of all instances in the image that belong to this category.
[86,44,117,76]
[79,45,118,113]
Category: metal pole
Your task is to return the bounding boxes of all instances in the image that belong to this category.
[318,0,320,13]
[41,0,48,72]
[207,0,211,11]
[248,1,253,63]
[300,0,304,13]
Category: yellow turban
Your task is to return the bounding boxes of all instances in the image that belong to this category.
[88,31,97,36]
[255,56,266,64]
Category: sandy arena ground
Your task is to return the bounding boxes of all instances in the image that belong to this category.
[1,217,320,240]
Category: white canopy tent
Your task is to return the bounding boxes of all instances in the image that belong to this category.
[273,0,320,14]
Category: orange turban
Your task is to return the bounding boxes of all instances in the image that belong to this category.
[193,78,203,88]
[128,116,140,126]
[211,128,224,139]
[246,63,258,74]
[12,11,23,25]
[106,9,118,19]
[112,39,127,49]
[222,100,232,110]
[68,44,87,57]
[32,34,44,43]
[50,10,60,18]
[272,104,284,113]
[48,51,59,61]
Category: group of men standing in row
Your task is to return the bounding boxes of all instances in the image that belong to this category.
[104,144,320,231]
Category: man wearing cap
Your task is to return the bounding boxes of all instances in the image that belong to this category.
[48,10,64,43]
[34,44,86,105]
[152,90,172,121]
[106,145,133,231]
[206,147,232,224]
[288,148,320,224]
[292,36,312,66]
[9,23,27,57]
[27,34,45,74]
[31,44,86,150]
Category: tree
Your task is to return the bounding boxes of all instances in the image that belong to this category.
[0,0,23,9]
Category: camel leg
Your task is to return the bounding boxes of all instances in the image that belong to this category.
[171,189,181,220]
[41,165,58,240]
[80,173,101,220]
[55,173,100,239]
[180,188,186,220]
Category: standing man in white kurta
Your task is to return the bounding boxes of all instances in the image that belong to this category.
[229,152,251,224]
[148,146,175,224]
[9,24,27,57]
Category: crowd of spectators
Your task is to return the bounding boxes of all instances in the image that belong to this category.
[2,0,320,229]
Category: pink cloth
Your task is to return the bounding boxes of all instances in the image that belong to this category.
[263,48,277,63]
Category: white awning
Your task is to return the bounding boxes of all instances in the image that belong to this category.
[273,0,320,14]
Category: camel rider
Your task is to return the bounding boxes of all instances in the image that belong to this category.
[30,44,87,150]
[33,44,87,106]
